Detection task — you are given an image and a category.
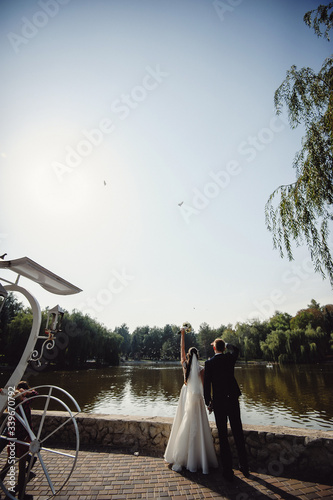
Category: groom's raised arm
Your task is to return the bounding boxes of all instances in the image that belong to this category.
[225,343,239,360]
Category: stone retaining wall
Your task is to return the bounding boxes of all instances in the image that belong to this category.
[31,411,333,484]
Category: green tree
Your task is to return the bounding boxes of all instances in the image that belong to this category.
[267,311,292,332]
[260,330,287,361]
[265,2,333,286]
[234,323,251,360]
[286,329,307,363]
[160,335,179,360]
[184,330,198,352]
[3,310,33,364]
[305,325,328,361]
[290,305,325,330]
[221,325,239,346]
[161,324,174,344]
[0,292,24,363]
[215,324,228,338]
[63,312,94,367]
[322,303,333,334]
[243,337,257,362]
[54,312,122,368]
[235,320,269,360]
[308,299,321,310]
[197,322,216,359]
[249,321,270,358]
[143,327,162,359]
[159,324,198,361]
[102,331,123,365]
[304,2,333,39]
[130,326,149,360]
[114,323,131,357]
[0,292,23,333]
[157,324,176,360]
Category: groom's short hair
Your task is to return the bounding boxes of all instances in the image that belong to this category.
[213,338,225,352]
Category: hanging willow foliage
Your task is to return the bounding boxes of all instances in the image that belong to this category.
[265,3,333,286]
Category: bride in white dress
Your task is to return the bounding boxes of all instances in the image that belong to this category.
[164,326,218,474]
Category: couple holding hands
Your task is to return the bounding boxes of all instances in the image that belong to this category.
[164,323,249,482]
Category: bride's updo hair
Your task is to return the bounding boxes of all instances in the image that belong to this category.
[185,347,199,383]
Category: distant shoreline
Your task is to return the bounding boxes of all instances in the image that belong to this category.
[119,359,273,366]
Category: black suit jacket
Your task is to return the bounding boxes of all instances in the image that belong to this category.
[204,345,241,407]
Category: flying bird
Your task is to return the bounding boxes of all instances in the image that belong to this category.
[104,181,106,186]
[0,253,7,259]
[178,201,183,207]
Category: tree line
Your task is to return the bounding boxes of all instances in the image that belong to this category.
[0,294,332,370]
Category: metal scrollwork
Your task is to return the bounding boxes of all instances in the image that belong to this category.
[29,306,64,366]
[29,330,56,364]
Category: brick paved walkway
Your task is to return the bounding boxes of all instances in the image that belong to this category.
[1,446,333,500]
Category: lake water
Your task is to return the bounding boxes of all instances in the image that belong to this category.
[1,362,333,431]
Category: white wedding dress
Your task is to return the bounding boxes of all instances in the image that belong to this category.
[164,355,218,474]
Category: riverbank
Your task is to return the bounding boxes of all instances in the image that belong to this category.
[2,358,332,377]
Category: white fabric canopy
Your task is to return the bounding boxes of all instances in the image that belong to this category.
[0,257,82,295]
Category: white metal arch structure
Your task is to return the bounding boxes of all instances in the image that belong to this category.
[0,283,41,414]
[0,257,81,407]
[0,256,82,498]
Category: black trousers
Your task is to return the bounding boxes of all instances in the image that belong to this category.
[213,396,248,473]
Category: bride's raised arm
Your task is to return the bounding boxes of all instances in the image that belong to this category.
[180,328,186,365]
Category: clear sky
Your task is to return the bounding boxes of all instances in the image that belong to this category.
[1,0,332,333]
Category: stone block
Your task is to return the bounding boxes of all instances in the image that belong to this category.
[258,432,266,444]
[246,436,261,449]
[267,442,282,453]
[266,432,275,443]
[304,436,322,447]
[257,448,270,461]
[251,448,258,458]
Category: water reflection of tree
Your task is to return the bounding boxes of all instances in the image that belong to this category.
[237,365,333,424]
[25,367,128,412]
[126,366,183,402]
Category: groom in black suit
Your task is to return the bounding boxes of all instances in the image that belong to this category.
[204,338,249,482]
